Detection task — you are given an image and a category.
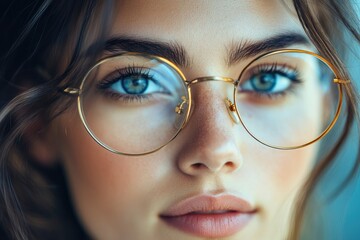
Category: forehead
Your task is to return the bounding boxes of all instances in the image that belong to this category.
[109,0,307,73]
[112,0,303,40]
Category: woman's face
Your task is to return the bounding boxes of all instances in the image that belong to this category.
[49,1,320,239]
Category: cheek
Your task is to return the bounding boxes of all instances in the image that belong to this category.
[246,144,316,215]
[265,147,315,195]
[241,142,317,206]
[273,148,314,192]
[54,111,165,237]
[240,143,317,236]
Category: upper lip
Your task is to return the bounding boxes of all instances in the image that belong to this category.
[160,193,256,217]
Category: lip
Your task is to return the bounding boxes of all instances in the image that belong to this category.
[160,194,256,238]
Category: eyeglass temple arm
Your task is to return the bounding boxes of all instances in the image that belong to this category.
[334,79,351,84]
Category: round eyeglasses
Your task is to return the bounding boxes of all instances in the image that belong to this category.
[63,49,350,156]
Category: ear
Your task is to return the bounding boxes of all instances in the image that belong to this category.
[24,120,58,167]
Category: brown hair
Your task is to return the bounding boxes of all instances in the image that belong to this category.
[0,0,359,239]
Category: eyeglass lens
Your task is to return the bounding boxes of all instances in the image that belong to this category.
[235,51,339,149]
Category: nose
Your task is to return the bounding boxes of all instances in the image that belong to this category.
[175,82,244,177]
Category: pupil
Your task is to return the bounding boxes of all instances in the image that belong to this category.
[251,73,276,92]
[122,76,149,94]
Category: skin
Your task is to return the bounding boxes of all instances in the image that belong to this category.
[36,1,325,239]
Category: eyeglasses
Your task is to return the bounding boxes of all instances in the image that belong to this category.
[63,49,350,156]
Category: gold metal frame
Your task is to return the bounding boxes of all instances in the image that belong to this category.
[232,49,347,150]
[63,49,350,155]
[66,53,192,156]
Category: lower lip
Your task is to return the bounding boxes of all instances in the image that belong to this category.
[161,212,253,238]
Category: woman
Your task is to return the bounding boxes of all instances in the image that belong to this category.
[1,0,359,239]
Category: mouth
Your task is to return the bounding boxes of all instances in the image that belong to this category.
[160,194,256,238]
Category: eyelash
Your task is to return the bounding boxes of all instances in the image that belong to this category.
[251,63,301,81]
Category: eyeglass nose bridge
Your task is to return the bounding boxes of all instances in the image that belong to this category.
[180,76,241,124]
[186,76,235,85]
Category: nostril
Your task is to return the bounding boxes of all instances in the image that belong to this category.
[225,161,236,169]
[192,163,204,169]
[190,161,237,172]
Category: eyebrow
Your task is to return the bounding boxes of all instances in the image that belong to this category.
[104,33,310,68]
[105,37,190,67]
[226,33,310,65]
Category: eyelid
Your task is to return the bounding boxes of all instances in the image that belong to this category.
[97,66,152,88]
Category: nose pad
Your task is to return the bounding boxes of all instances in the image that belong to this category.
[225,98,240,124]
[175,96,188,114]
[174,96,190,130]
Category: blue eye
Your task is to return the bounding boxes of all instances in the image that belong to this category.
[121,77,149,94]
[97,67,170,101]
[240,64,302,96]
[249,72,277,92]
